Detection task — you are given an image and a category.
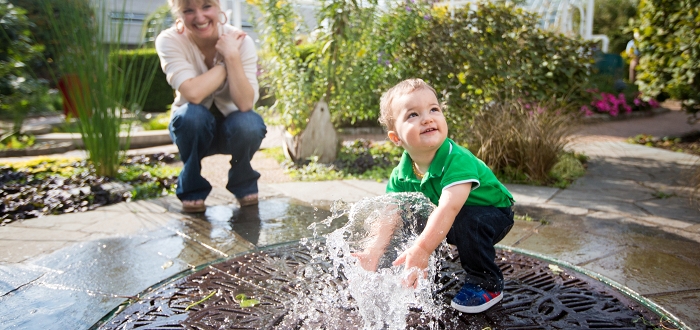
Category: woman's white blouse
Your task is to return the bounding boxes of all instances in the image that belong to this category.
[155,24,259,117]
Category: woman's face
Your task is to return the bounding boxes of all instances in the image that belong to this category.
[181,0,220,40]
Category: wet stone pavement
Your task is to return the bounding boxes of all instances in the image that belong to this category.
[1,191,698,329]
[0,194,343,329]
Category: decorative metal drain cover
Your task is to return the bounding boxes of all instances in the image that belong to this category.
[98,243,664,329]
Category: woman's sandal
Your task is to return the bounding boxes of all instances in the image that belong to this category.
[237,193,258,207]
[182,199,206,213]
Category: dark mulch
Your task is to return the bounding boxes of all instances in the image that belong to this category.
[0,153,179,225]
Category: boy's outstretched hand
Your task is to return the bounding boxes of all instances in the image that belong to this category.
[393,244,431,288]
[351,250,381,272]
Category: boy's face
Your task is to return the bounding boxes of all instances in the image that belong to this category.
[387,88,448,156]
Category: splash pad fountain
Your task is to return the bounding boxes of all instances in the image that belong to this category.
[96,194,667,329]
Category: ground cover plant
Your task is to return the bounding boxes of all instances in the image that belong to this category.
[0,153,179,225]
[627,132,700,156]
[263,139,403,182]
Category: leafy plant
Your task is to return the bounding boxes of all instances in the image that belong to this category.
[630,0,700,119]
[592,0,638,54]
[41,0,159,177]
[0,0,49,134]
[0,134,35,150]
[252,0,325,136]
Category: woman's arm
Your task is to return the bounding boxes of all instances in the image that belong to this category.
[177,66,227,104]
[217,30,256,111]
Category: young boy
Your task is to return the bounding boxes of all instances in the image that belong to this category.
[355,78,515,314]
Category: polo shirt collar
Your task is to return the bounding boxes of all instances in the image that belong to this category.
[396,138,453,182]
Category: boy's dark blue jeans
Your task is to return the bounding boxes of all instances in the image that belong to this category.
[169,103,267,202]
[412,205,514,293]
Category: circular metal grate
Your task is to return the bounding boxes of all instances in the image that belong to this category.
[98,243,664,329]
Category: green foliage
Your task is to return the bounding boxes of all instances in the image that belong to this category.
[593,0,638,54]
[41,0,160,177]
[110,48,173,113]
[253,0,324,136]
[548,152,587,188]
[0,134,35,150]
[0,0,48,133]
[254,0,596,141]
[117,163,179,200]
[277,139,402,181]
[7,0,93,82]
[632,0,700,118]
[395,1,596,144]
[142,111,171,130]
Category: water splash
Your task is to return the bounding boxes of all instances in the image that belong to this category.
[292,193,445,329]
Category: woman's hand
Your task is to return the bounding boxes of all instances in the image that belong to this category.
[215,30,246,61]
[392,244,431,289]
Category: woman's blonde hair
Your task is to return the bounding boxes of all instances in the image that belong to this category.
[168,0,220,17]
[378,78,438,131]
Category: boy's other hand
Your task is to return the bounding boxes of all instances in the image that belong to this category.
[351,250,380,272]
[393,245,430,288]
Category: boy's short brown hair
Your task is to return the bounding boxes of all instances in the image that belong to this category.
[379,78,437,131]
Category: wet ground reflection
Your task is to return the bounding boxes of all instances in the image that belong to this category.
[0,197,341,329]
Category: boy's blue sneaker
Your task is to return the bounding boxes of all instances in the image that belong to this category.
[450,283,502,313]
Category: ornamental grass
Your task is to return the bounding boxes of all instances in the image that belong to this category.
[467,96,582,185]
[43,0,158,177]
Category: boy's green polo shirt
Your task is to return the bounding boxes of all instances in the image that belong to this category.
[386,138,514,207]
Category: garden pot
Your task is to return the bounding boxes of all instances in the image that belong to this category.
[58,74,91,118]
[283,100,338,163]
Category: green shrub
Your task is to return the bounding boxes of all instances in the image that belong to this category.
[391,1,596,144]
[110,48,172,113]
[0,0,48,133]
[593,0,638,54]
[632,0,700,118]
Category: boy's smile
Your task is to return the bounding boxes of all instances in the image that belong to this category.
[388,88,448,161]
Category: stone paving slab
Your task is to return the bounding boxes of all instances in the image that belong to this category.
[264,180,386,205]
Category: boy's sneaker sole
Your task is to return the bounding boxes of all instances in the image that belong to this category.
[450,292,503,313]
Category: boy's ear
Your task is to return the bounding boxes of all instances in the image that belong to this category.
[387,131,401,146]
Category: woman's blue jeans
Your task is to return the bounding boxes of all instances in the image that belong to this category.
[169,103,267,201]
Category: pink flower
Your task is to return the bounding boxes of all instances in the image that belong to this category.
[648,99,659,108]
[580,105,593,116]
